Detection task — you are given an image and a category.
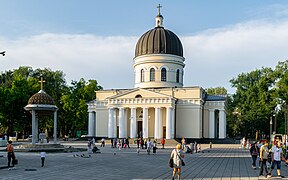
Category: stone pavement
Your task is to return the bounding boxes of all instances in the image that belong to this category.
[0,143,288,180]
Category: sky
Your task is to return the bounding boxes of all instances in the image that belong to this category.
[0,0,288,94]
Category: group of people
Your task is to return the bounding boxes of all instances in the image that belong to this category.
[110,137,130,149]
[6,140,46,168]
[250,140,287,178]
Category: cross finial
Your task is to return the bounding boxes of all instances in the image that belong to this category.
[157,4,162,15]
[39,77,46,90]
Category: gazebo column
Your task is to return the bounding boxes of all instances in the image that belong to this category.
[35,117,39,143]
[32,110,36,144]
[54,110,58,144]
[142,107,148,139]
[130,107,137,138]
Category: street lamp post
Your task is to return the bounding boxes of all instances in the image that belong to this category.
[270,116,273,142]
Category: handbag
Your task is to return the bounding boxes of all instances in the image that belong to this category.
[168,158,173,168]
[12,159,18,165]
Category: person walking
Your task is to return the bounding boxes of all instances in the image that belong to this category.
[7,140,16,168]
[161,138,165,149]
[170,144,184,180]
[268,141,285,178]
[126,137,130,148]
[147,139,152,155]
[153,140,157,154]
[250,142,259,169]
[259,140,269,178]
[110,138,114,148]
[40,152,46,167]
[101,138,105,147]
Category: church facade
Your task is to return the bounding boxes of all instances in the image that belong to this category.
[87,7,226,140]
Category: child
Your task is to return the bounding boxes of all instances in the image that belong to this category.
[40,152,46,167]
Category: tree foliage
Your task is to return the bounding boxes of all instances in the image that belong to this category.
[0,66,101,138]
[228,60,288,138]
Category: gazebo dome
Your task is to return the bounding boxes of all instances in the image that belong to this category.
[135,27,183,58]
[28,90,55,105]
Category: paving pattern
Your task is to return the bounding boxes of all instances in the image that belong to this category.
[0,144,287,180]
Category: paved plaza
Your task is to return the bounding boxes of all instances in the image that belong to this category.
[0,143,288,180]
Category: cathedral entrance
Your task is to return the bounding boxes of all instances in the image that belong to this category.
[137,121,142,137]
[163,127,166,138]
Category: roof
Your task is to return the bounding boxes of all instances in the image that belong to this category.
[28,90,55,105]
[205,95,226,101]
[134,27,183,58]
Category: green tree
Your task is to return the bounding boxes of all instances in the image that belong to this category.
[230,67,277,138]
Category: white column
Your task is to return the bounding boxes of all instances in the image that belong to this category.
[158,108,163,139]
[54,111,57,144]
[171,107,175,138]
[88,111,94,136]
[119,107,125,138]
[124,109,127,138]
[166,107,173,139]
[32,110,36,144]
[209,109,215,138]
[130,107,137,138]
[155,107,160,139]
[108,108,115,138]
[219,110,226,139]
[142,107,148,138]
[35,117,38,143]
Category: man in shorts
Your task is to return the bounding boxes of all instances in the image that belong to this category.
[268,141,284,178]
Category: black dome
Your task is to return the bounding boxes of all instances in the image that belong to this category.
[135,27,183,58]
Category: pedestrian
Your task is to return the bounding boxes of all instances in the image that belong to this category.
[7,140,16,168]
[190,142,194,154]
[259,140,269,178]
[257,141,263,168]
[181,137,186,149]
[268,141,285,178]
[87,139,92,154]
[170,144,184,180]
[101,138,105,147]
[140,138,144,149]
[161,138,165,149]
[136,137,140,149]
[110,138,114,148]
[126,137,130,148]
[147,139,152,155]
[250,142,259,169]
[153,140,157,154]
[194,141,198,153]
[40,151,46,167]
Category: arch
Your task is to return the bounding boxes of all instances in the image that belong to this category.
[176,69,180,83]
[150,68,155,81]
[135,94,142,98]
[161,68,167,82]
[140,69,145,82]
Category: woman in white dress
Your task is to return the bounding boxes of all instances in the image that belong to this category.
[170,144,184,180]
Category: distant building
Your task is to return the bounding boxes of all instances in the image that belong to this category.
[87,6,226,139]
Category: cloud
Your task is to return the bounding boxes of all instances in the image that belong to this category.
[1,19,288,93]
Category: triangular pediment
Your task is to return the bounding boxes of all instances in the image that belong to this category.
[106,88,172,99]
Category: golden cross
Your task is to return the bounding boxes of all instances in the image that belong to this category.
[39,77,46,90]
[157,4,162,15]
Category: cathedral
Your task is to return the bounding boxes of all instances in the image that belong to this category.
[87,6,226,140]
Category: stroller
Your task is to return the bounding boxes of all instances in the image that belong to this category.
[92,146,101,153]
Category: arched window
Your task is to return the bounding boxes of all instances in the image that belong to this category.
[135,94,142,98]
[150,68,155,81]
[161,68,167,81]
[140,69,144,82]
[176,69,180,83]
